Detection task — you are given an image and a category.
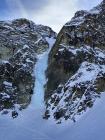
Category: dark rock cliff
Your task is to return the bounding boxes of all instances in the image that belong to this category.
[0,18,56,118]
[44,0,105,123]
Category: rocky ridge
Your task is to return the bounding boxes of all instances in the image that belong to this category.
[0,18,56,118]
[44,0,105,123]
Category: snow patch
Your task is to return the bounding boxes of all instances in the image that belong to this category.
[3,81,12,87]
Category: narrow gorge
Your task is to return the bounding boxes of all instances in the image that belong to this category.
[0,0,105,140]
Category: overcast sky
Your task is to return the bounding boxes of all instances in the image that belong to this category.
[0,0,102,32]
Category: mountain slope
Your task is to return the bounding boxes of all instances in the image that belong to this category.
[44,0,105,123]
[58,93,105,140]
[0,18,56,118]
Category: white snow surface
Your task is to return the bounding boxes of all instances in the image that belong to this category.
[67,62,105,87]
[3,81,12,87]
[0,92,105,140]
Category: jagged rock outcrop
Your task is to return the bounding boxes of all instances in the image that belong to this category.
[0,18,56,118]
[44,0,105,123]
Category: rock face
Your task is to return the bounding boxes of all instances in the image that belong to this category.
[0,18,56,118]
[44,0,105,123]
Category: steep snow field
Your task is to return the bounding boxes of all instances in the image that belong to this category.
[0,92,105,140]
[59,93,105,140]
[0,37,105,140]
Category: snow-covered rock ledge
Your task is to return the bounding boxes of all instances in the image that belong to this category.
[45,61,105,123]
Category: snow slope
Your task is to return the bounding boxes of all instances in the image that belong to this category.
[0,93,105,140]
[59,93,105,140]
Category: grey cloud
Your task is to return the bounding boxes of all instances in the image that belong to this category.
[20,0,49,11]
[0,0,103,32]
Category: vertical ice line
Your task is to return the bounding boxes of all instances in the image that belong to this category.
[31,37,56,109]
